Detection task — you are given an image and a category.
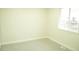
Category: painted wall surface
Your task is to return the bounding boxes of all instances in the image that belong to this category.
[0,10,1,45]
[48,8,79,50]
[1,8,79,50]
[0,9,48,44]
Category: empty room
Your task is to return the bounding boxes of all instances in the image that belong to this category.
[0,8,79,51]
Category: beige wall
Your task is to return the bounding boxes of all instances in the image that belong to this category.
[0,10,1,45]
[0,8,48,44]
[48,8,79,50]
[1,8,79,50]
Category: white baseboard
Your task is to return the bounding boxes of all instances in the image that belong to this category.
[1,36,48,46]
[1,36,76,51]
[48,36,75,51]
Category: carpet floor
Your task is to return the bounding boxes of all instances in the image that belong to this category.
[0,38,70,51]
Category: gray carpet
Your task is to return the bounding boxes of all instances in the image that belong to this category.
[0,38,70,51]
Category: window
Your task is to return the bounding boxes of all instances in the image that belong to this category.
[58,8,79,33]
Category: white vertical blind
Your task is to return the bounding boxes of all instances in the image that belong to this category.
[58,8,79,33]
